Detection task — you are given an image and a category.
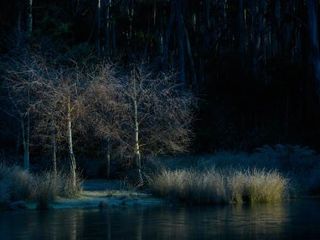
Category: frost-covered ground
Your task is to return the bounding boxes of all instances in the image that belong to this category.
[25,180,164,210]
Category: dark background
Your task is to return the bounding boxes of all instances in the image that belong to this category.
[1,0,320,155]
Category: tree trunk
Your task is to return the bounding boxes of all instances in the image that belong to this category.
[273,0,281,56]
[52,133,57,175]
[205,0,211,29]
[162,0,175,66]
[105,0,111,55]
[96,0,101,56]
[249,0,259,76]
[51,118,57,176]
[21,85,31,171]
[128,0,134,42]
[106,0,116,56]
[27,0,33,37]
[307,0,320,94]
[67,97,77,189]
[153,0,157,26]
[106,138,111,179]
[181,14,197,90]
[112,4,117,56]
[16,6,22,47]
[132,71,143,186]
[21,117,30,171]
[176,0,186,86]
[238,0,245,56]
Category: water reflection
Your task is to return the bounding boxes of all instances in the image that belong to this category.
[0,200,320,240]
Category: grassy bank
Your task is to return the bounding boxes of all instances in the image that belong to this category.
[149,168,288,204]
[0,164,82,209]
[146,145,320,204]
[2,144,319,208]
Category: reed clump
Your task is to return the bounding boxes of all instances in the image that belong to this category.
[149,168,288,204]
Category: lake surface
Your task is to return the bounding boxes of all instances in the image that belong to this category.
[1,199,320,240]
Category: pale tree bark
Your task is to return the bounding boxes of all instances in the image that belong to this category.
[132,70,143,186]
[51,118,57,176]
[52,133,57,175]
[67,96,77,188]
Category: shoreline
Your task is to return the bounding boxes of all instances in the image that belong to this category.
[4,178,320,211]
[20,194,320,211]
[21,180,165,210]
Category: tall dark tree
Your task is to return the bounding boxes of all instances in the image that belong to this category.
[307,0,320,95]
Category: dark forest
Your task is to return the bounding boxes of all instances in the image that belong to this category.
[1,0,320,153]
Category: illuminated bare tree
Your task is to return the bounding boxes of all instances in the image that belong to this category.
[83,64,127,178]
[51,70,84,187]
[33,65,86,186]
[119,66,194,185]
[83,64,194,183]
[4,55,45,170]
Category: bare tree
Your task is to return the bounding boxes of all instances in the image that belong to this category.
[4,54,194,184]
[83,63,194,183]
[50,69,85,188]
[83,64,127,178]
[33,67,66,176]
[32,65,86,186]
[3,55,45,170]
[119,66,194,185]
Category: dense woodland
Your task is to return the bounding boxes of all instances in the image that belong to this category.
[1,0,320,177]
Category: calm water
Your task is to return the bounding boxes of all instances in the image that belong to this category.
[1,200,320,240]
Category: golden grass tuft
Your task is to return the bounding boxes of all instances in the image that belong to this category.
[0,164,82,208]
[149,168,288,205]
